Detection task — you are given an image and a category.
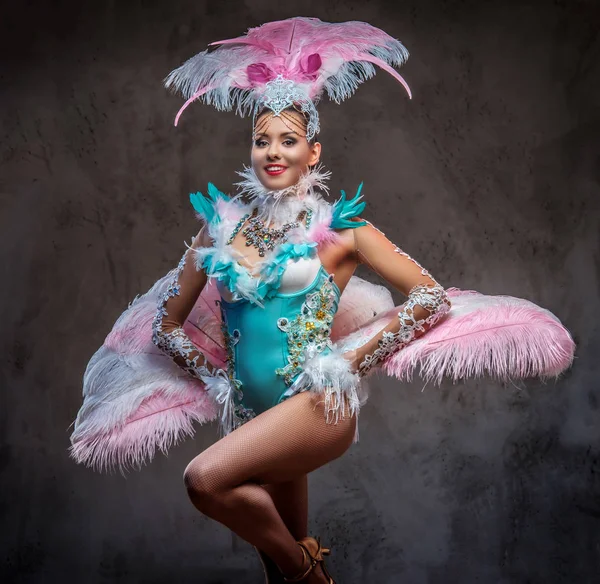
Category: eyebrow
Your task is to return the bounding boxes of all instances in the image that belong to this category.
[254,131,298,139]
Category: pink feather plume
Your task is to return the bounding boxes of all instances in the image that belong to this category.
[165,16,411,124]
[69,384,218,473]
[382,288,576,385]
[70,273,226,472]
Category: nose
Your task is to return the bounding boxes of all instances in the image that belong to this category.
[267,142,281,160]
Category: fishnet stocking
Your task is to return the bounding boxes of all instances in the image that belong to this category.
[263,474,308,540]
[183,390,356,578]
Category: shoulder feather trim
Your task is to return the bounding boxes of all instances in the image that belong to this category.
[331,183,367,229]
[189,183,230,224]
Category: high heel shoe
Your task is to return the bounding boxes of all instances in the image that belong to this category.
[254,546,286,584]
[281,536,336,583]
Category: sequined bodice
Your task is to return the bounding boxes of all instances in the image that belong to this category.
[217,264,340,416]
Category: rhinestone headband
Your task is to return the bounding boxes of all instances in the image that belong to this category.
[253,75,320,141]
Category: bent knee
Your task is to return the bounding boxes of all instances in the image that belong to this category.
[183,459,222,503]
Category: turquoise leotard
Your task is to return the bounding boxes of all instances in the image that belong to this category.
[189,180,367,430]
[218,264,341,417]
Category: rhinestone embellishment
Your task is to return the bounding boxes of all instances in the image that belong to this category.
[275,274,337,386]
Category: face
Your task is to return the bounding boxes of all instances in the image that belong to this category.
[251,110,321,190]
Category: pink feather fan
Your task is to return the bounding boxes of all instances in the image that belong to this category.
[70,269,575,472]
[333,287,576,387]
[69,274,226,473]
[384,288,576,385]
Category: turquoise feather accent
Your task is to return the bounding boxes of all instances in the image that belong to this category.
[330,183,367,229]
[196,240,319,304]
[260,242,319,299]
[189,182,230,223]
[197,250,265,305]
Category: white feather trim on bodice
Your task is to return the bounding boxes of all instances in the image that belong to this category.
[193,166,337,304]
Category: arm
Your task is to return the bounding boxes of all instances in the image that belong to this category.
[151,226,219,379]
[345,220,452,376]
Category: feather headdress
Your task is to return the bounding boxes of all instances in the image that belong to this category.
[165,16,412,137]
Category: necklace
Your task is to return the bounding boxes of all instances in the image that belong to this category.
[227,208,313,257]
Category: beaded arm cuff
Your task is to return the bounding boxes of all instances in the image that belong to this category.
[151,247,219,380]
[350,221,452,378]
[357,283,451,376]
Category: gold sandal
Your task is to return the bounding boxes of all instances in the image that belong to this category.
[282,536,335,583]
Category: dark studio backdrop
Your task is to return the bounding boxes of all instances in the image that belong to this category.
[1,0,599,582]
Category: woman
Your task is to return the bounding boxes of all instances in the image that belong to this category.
[151,101,451,582]
[70,16,574,584]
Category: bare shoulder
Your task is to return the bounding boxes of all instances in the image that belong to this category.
[338,217,398,258]
[333,225,357,248]
[349,217,390,243]
[330,217,367,258]
[346,216,373,236]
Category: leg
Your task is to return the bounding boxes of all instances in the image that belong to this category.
[256,476,308,583]
[183,391,356,578]
[263,475,308,540]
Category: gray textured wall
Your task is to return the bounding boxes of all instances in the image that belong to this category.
[1,1,599,582]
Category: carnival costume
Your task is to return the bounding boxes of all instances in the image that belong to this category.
[70,17,575,474]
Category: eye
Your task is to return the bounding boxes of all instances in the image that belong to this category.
[254,139,268,147]
[283,139,296,146]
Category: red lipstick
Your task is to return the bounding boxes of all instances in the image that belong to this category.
[265,165,288,176]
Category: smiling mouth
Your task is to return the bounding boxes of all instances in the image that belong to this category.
[265,165,288,175]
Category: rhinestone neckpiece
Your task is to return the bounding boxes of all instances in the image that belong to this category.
[227,207,313,257]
